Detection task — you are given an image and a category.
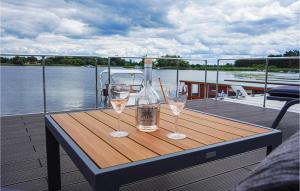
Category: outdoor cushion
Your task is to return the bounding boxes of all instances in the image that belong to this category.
[268,85,300,98]
[233,131,299,191]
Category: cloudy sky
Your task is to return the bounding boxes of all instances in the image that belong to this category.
[1,0,299,58]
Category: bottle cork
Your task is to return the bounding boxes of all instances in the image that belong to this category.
[144,58,152,65]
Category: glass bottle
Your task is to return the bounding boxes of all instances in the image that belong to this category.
[135,58,160,132]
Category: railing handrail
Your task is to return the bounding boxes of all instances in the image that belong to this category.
[108,56,208,61]
[1,53,299,60]
[0,53,103,58]
[0,53,208,62]
[217,57,299,61]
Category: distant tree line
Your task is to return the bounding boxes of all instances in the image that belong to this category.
[1,56,39,65]
[1,50,298,71]
[45,57,108,66]
[0,56,109,66]
[155,55,190,68]
[234,50,299,69]
[110,55,190,68]
[0,55,190,68]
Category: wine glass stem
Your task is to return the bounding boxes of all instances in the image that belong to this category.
[118,113,121,132]
[175,115,179,134]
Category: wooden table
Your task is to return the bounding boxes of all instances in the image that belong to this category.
[45,105,282,191]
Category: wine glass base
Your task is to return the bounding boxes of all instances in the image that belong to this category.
[110,131,128,138]
[167,133,186,140]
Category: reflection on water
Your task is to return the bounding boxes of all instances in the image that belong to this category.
[45,66,96,111]
[1,66,298,115]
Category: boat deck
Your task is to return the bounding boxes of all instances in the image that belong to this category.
[223,95,300,113]
[1,99,299,191]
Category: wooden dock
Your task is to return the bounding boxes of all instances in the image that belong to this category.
[1,99,299,191]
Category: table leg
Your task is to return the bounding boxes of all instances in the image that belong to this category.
[46,127,61,191]
[266,145,273,155]
[266,132,282,155]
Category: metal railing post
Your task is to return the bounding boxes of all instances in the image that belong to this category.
[176,59,179,86]
[95,58,98,108]
[107,57,111,108]
[215,59,220,100]
[204,60,208,99]
[263,58,269,108]
[42,56,47,114]
[108,57,111,84]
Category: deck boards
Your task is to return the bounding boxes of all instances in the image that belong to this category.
[1,99,299,191]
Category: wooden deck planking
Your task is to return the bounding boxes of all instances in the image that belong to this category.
[1,99,299,191]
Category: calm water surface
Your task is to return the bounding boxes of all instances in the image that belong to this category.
[1,66,297,116]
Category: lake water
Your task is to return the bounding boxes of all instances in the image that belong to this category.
[1,66,298,116]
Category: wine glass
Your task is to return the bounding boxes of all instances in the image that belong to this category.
[109,84,130,138]
[166,84,188,140]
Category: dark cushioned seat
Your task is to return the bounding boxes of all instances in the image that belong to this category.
[233,131,299,191]
[268,86,300,98]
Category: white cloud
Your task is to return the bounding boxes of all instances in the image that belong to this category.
[1,0,299,58]
[55,18,95,36]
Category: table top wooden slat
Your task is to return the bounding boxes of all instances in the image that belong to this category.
[51,114,130,168]
[50,105,271,169]
[122,109,223,145]
[159,107,257,137]
[127,107,241,141]
[69,112,158,161]
[178,107,269,133]
[160,112,240,141]
[116,110,206,149]
[87,111,183,155]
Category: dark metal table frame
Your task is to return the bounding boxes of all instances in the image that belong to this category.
[45,109,282,191]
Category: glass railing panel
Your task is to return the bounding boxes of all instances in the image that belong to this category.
[152,57,177,86]
[45,56,98,112]
[216,58,268,106]
[151,58,176,103]
[97,57,109,108]
[1,56,44,116]
[264,58,300,112]
[177,59,207,100]
[104,57,144,106]
[204,59,219,99]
